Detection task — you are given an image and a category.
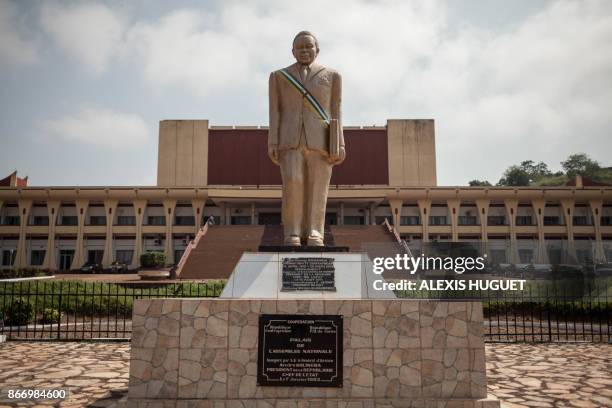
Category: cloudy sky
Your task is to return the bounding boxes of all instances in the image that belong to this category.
[1,0,611,187]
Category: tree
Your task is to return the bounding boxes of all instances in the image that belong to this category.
[497,165,530,186]
[497,160,553,186]
[561,153,601,178]
[520,160,552,179]
[469,180,492,186]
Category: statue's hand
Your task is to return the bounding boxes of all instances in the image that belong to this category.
[330,146,346,165]
[268,145,280,165]
[338,146,346,163]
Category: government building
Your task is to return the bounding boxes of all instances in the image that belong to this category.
[1,119,611,276]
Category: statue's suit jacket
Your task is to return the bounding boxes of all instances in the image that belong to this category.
[269,62,344,154]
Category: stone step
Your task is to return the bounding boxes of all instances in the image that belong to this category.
[177,224,400,280]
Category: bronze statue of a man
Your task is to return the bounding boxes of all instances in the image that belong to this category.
[268,31,345,247]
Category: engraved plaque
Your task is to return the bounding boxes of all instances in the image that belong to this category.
[257,314,343,387]
[282,257,336,291]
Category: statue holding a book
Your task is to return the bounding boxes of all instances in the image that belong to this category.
[268,30,345,247]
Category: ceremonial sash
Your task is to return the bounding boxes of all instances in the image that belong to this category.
[279,68,331,125]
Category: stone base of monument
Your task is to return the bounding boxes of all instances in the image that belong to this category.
[128,298,499,407]
[127,251,500,407]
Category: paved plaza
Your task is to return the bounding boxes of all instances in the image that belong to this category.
[0,342,609,407]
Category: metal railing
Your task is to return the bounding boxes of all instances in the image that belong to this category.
[1,277,609,343]
[0,280,224,341]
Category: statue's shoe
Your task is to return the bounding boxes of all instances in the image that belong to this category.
[284,235,301,246]
[307,236,324,246]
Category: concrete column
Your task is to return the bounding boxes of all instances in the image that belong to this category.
[218,202,226,225]
[191,198,206,233]
[369,202,377,225]
[504,199,519,263]
[14,199,33,269]
[388,199,403,229]
[225,205,231,225]
[163,199,177,265]
[131,199,147,269]
[532,199,549,264]
[560,199,576,263]
[42,201,61,270]
[338,202,345,226]
[589,200,606,263]
[250,203,256,225]
[476,199,490,258]
[446,199,460,242]
[69,199,89,270]
[417,199,431,243]
[101,199,118,268]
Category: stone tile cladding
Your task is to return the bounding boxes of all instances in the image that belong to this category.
[128,299,499,408]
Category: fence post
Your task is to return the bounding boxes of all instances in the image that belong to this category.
[57,283,63,340]
[547,310,552,342]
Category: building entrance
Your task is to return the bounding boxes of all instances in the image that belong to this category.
[59,250,75,270]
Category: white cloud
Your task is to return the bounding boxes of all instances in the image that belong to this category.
[0,2,37,64]
[19,0,612,185]
[42,108,149,148]
[40,3,125,74]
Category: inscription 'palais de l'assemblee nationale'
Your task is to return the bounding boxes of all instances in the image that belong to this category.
[282,257,336,291]
[257,315,343,387]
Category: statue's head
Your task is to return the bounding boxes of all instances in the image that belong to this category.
[292,31,319,65]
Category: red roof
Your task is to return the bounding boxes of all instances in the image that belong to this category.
[0,171,28,187]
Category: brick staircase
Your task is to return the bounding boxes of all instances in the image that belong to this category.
[177,225,265,280]
[176,223,402,280]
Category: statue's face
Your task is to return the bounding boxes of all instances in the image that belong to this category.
[292,35,318,65]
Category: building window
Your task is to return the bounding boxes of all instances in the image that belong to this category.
[115,250,133,264]
[231,216,251,225]
[2,216,20,226]
[490,249,507,264]
[344,216,364,225]
[518,249,533,264]
[174,249,185,265]
[401,216,420,226]
[375,216,393,225]
[89,216,107,226]
[576,249,592,264]
[60,216,78,226]
[325,213,337,225]
[429,216,447,225]
[548,248,562,264]
[147,216,166,226]
[2,250,16,266]
[458,216,477,226]
[487,216,506,226]
[543,216,561,226]
[601,216,612,226]
[116,216,136,226]
[516,216,533,226]
[30,216,49,226]
[87,250,104,264]
[572,216,589,226]
[175,216,195,226]
[30,250,46,266]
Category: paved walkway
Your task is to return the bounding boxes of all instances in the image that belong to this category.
[0,342,609,407]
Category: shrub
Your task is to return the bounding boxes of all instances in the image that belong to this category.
[140,251,166,268]
[41,308,61,324]
[5,298,34,326]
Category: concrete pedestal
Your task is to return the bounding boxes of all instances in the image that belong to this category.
[127,252,500,407]
[128,298,499,407]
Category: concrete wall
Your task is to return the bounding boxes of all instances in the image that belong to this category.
[387,119,437,187]
[157,120,209,187]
